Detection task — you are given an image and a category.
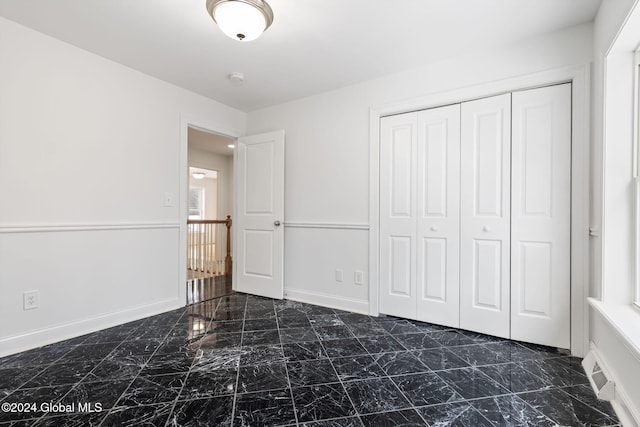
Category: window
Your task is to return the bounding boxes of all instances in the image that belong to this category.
[189,187,204,219]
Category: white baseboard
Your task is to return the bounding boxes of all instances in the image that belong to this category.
[612,393,640,427]
[284,288,369,314]
[0,298,183,357]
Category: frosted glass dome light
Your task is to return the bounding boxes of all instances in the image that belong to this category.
[206,0,274,42]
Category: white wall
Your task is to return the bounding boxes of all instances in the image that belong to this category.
[0,17,245,356]
[590,0,640,424]
[188,174,218,220]
[188,149,234,221]
[247,24,593,312]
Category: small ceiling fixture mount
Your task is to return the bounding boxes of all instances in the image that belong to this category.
[228,71,245,86]
[206,0,274,42]
[192,171,206,179]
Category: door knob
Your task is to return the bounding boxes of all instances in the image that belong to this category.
[430,225,438,231]
[274,221,281,227]
[482,226,490,232]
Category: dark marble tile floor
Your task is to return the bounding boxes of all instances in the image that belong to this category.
[0,293,620,426]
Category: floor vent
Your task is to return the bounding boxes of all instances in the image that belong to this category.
[582,347,616,401]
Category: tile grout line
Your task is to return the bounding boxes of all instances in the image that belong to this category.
[107,312,186,427]
[161,299,223,427]
[276,302,300,426]
[319,323,364,424]
[228,295,248,427]
[429,360,558,425]
[360,332,434,424]
[556,385,619,421]
[0,345,81,425]
[10,333,116,425]
[50,327,144,425]
[79,305,183,424]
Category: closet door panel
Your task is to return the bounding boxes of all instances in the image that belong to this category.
[474,239,503,308]
[389,236,412,296]
[460,94,511,338]
[380,113,418,318]
[416,105,460,327]
[422,237,447,300]
[511,84,571,349]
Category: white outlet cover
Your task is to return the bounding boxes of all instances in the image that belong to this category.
[23,290,39,310]
[335,269,343,282]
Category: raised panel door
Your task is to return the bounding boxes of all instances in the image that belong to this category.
[416,104,461,327]
[460,94,511,338]
[511,84,571,348]
[380,112,418,318]
[235,131,285,299]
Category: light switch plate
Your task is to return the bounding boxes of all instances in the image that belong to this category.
[164,192,174,207]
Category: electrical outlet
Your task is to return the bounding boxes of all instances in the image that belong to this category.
[335,269,343,282]
[23,290,39,310]
[355,271,364,285]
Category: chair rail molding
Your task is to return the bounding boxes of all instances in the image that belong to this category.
[0,221,180,234]
[283,221,369,230]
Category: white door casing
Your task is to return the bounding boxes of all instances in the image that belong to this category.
[235,130,285,299]
[510,84,571,348]
[416,105,461,327]
[459,93,512,338]
[379,112,418,318]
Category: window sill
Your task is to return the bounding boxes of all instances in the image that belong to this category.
[589,298,640,360]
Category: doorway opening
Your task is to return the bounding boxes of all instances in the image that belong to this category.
[186,126,235,304]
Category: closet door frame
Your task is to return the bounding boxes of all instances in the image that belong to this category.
[369,64,590,357]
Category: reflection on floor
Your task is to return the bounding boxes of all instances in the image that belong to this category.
[186,274,232,305]
[0,293,620,426]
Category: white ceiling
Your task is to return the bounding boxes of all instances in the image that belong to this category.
[189,127,235,156]
[0,0,602,112]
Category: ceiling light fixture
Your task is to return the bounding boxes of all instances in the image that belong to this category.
[206,0,274,42]
[228,144,235,149]
[192,171,206,179]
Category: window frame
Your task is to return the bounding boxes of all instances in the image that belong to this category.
[189,187,205,220]
[635,50,640,308]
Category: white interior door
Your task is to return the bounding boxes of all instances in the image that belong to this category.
[460,94,511,338]
[511,84,571,348]
[416,105,461,327]
[380,112,418,319]
[235,130,285,299]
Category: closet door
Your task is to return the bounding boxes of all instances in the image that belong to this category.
[460,94,511,338]
[416,105,461,327]
[380,112,418,318]
[511,84,571,348]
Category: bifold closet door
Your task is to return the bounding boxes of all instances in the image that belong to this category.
[511,84,571,348]
[380,106,461,323]
[459,94,511,338]
[380,112,418,319]
[416,105,461,327]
